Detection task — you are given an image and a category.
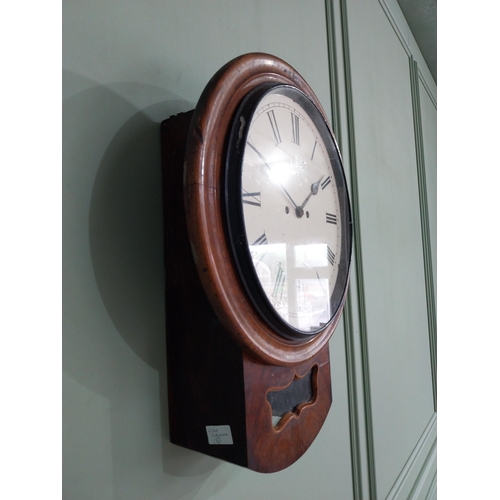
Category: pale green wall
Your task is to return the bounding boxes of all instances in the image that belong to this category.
[62,1,436,499]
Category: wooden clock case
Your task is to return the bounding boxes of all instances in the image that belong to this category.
[160,53,350,473]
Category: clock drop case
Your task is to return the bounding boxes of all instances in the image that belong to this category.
[161,53,352,473]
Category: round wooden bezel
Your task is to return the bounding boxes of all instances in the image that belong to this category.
[184,53,350,366]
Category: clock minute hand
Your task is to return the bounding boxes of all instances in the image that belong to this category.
[298,176,324,213]
[247,142,300,212]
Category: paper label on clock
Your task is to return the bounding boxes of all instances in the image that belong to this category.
[206,425,233,445]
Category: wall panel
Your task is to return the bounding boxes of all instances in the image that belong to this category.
[336,0,437,498]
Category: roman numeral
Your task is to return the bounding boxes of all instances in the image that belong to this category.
[291,113,300,145]
[311,140,317,160]
[242,190,261,207]
[327,246,335,266]
[267,110,281,145]
[252,233,268,246]
[326,212,337,225]
[321,176,332,190]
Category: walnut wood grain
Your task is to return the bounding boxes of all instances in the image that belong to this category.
[243,348,332,473]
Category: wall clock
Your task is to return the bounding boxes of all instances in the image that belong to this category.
[161,53,352,473]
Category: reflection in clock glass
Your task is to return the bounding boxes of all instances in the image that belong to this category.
[240,87,343,334]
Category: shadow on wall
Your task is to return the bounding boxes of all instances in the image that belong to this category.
[63,71,227,499]
[88,89,168,373]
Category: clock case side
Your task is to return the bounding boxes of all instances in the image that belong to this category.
[161,111,248,467]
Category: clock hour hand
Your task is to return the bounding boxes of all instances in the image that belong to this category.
[247,142,300,212]
[297,176,324,215]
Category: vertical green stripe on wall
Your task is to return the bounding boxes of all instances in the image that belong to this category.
[324,2,362,499]
[325,0,378,498]
[409,57,437,411]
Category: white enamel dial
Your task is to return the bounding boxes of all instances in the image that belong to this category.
[238,87,343,334]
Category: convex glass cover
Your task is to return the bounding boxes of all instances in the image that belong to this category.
[226,84,352,340]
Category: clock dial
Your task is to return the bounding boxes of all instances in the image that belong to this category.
[226,84,351,339]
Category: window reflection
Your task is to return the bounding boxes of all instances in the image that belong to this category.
[250,243,287,311]
[293,278,330,331]
[294,243,328,268]
[250,242,331,331]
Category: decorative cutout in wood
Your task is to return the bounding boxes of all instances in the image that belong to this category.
[267,367,317,429]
